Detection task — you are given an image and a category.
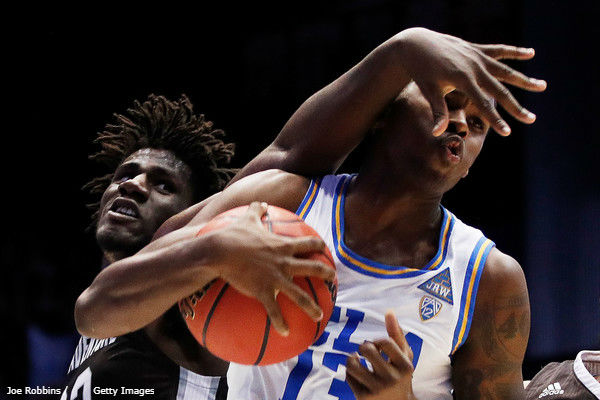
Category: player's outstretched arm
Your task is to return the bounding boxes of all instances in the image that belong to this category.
[75,171,331,339]
[151,27,547,296]
[346,311,418,400]
[230,27,546,184]
[451,248,530,399]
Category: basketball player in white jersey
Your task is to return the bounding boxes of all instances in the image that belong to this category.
[76,28,546,399]
[190,83,533,399]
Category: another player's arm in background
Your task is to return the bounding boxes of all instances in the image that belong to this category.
[75,170,318,339]
[230,28,546,185]
[451,248,530,400]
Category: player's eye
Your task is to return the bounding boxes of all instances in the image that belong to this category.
[467,116,485,132]
[113,174,131,183]
[155,181,175,193]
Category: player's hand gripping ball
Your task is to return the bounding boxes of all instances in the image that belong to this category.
[178,205,337,366]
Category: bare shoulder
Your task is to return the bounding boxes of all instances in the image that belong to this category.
[480,248,528,296]
[451,247,530,399]
[476,247,530,364]
[189,169,311,226]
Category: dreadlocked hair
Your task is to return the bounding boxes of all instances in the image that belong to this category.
[83,94,236,225]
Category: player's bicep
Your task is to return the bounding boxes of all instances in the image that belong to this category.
[451,248,530,399]
[227,145,286,186]
[152,193,220,240]
[144,170,309,256]
[135,224,205,256]
[190,169,310,226]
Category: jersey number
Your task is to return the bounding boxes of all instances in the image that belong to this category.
[60,367,92,400]
[282,306,423,400]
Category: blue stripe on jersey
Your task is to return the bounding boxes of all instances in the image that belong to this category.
[450,237,495,355]
[295,179,321,219]
[331,175,455,279]
[281,351,313,400]
[427,213,455,271]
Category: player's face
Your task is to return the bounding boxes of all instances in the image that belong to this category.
[380,83,490,193]
[96,148,195,262]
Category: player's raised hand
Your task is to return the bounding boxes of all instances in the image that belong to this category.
[346,311,416,400]
[201,201,335,336]
[391,27,547,136]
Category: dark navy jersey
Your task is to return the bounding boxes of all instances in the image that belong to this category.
[60,329,227,400]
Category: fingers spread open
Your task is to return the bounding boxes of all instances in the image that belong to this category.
[474,44,535,60]
[477,70,536,124]
[485,57,547,92]
[462,81,511,136]
[278,278,323,321]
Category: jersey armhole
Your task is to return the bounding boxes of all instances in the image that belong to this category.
[295,178,321,219]
[449,237,495,357]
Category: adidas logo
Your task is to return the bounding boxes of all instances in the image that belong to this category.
[538,382,564,398]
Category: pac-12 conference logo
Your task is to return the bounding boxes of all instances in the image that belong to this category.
[417,268,453,305]
[419,296,443,321]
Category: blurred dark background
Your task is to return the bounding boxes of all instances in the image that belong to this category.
[3,0,598,395]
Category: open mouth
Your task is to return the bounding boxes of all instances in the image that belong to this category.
[442,136,464,163]
[108,198,140,219]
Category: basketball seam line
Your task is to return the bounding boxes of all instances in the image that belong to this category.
[305,277,321,341]
[254,317,271,365]
[202,283,230,347]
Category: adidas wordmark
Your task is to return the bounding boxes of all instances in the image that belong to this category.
[538,382,565,398]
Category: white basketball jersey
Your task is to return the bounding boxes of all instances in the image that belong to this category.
[227,174,495,400]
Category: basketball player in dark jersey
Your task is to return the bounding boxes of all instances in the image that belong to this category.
[524,350,600,400]
[61,96,235,400]
[72,28,546,399]
[60,95,339,400]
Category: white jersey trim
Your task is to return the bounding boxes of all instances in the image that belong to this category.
[573,350,600,398]
[177,367,221,400]
[450,237,495,355]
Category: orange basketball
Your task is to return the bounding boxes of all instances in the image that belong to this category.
[178,205,337,366]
